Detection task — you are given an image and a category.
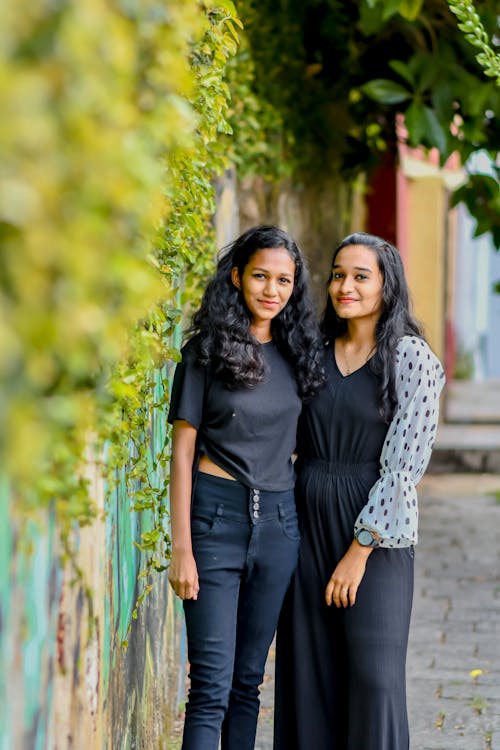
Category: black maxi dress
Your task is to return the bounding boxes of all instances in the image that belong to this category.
[274,345,415,750]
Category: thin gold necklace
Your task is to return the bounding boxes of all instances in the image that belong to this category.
[255,334,273,344]
[342,339,352,375]
[341,338,375,375]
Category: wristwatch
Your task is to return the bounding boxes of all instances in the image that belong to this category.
[355,528,379,548]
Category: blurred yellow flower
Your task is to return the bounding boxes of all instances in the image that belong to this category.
[469,669,484,679]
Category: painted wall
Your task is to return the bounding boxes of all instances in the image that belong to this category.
[452,153,500,380]
[396,145,465,364]
[453,205,500,380]
[0,373,186,750]
[0,479,60,750]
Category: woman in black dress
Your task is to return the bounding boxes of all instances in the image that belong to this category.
[168,226,324,750]
[274,232,445,750]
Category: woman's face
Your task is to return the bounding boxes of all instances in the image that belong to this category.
[231,247,296,327]
[329,244,384,323]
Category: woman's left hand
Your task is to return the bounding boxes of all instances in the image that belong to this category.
[325,540,373,608]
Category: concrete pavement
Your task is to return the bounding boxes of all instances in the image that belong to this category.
[255,473,500,750]
[429,380,500,473]
[444,380,500,423]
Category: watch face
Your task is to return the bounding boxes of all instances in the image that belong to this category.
[357,529,374,546]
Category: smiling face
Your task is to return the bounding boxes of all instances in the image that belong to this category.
[329,244,384,323]
[231,247,296,334]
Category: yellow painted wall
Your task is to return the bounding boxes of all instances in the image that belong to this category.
[404,175,446,360]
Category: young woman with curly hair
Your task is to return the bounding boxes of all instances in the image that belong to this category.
[274,232,445,750]
[167,225,325,750]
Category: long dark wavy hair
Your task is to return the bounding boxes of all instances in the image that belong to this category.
[321,232,424,422]
[187,225,325,400]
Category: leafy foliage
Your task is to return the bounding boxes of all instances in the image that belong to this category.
[224,38,291,180]
[106,4,243,622]
[230,0,500,245]
[0,0,241,558]
[451,171,500,248]
[447,0,500,83]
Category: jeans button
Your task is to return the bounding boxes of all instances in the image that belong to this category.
[253,510,259,519]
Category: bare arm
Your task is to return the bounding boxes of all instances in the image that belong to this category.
[168,420,199,600]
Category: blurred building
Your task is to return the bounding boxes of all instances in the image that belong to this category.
[366,137,499,382]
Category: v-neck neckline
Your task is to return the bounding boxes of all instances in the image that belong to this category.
[332,341,375,379]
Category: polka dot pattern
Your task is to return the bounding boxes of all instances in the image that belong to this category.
[354,336,445,548]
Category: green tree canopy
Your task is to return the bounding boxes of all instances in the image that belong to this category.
[232,0,500,245]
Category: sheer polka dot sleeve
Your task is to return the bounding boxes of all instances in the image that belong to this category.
[354,336,445,548]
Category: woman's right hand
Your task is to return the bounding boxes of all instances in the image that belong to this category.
[168,550,200,600]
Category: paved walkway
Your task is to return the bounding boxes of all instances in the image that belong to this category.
[431,380,500,473]
[255,474,500,750]
[444,380,500,423]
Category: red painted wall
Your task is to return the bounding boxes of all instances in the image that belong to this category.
[366,153,397,246]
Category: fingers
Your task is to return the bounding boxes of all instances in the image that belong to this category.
[325,545,368,608]
[169,578,199,600]
[325,578,348,608]
[179,580,199,600]
[191,577,200,600]
[325,577,334,606]
[333,584,349,609]
[325,579,357,608]
[168,572,199,600]
[339,585,349,608]
[168,552,200,600]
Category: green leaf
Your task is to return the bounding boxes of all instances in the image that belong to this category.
[215,0,238,16]
[415,57,440,93]
[397,0,424,21]
[154,564,168,572]
[358,3,389,34]
[361,79,412,104]
[224,19,240,44]
[422,107,448,154]
[389,60,415,87]
[404,101,427,145]
[381,0,402,20]
[431,83,453,120]
[450,174,500,249]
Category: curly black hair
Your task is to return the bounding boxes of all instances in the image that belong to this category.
[321,232,425,422]
[187,225,325,400]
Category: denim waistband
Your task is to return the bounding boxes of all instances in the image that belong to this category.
[193,471,295,523]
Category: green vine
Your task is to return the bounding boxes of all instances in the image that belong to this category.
[447,0,500,84]
[0,0,243,626]
[0,0,197,519]
[224,40,290,181]
[102,3,243,639]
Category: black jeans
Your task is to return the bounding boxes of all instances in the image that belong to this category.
[181,472,300,750]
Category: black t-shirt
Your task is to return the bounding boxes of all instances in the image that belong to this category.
[168,340,302,491]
